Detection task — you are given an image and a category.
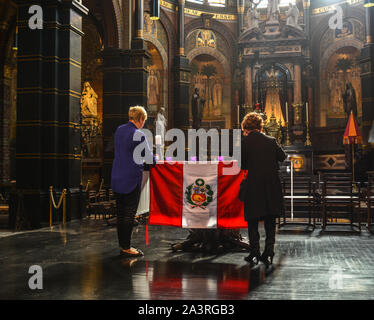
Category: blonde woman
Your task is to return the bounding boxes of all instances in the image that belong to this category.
[111,106,156,257]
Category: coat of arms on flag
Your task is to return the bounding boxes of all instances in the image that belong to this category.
[185,179,214,209]
[149,161,247,229]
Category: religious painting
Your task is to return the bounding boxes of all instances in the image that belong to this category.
[147,66,161,112]
[146,41,164,117]
[190,55,230,128]
[323,47,362,120]
[335,20,353,39]
[144,12,157,37]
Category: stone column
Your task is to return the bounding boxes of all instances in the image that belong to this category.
[0,0,16,185]
[102,48,128,185]
[303,0,310,37]
[174,0,191,130]
[245,66,252,106]
[10,0,88,229]
[102,1,150,186]
[307,85,313,127]
[293,64,302,105]
[237,0,245,34]
[134,0,144,39]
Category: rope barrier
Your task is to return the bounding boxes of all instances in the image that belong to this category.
[49,186,67,228]
[98,178,104,193]
[85,180,91,192]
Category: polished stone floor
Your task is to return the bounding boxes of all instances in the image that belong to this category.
[0,218,374,300]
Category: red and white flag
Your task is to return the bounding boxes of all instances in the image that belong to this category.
[149,161,246,229]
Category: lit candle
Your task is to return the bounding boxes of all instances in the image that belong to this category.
[306,102,309,124]
[286,102,289,123]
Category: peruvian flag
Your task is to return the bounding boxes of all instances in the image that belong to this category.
[149,161,246,229]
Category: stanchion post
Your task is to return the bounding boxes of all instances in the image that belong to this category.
[49,186,53,228]
[62,189,67,225]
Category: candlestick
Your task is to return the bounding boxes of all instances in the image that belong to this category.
[306,102,309,123]
[237,105,240,128]
[286,102,289,123]
[305,122,312,146]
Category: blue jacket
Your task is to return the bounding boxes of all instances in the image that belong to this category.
[111,122,155,194]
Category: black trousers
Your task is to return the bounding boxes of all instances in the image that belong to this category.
[247,216,276,255]
[115,185,141,250]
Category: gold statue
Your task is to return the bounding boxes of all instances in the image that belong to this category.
[81,82,98,119]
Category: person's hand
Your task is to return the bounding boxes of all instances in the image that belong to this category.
[243,129,250,136]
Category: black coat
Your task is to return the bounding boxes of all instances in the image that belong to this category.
[240,131,287,221]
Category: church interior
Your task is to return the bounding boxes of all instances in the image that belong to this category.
[1,0,374,301]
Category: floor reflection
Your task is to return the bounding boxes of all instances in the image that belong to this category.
[119,259,275,300]
[2,221,373,299]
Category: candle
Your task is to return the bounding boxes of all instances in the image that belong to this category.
[306,102,309,123]
[155,135,162,146]
[286,102,289,123]
[237,105,240,127]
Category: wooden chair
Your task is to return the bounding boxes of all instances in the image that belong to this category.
[279,175,316,230]
[87,190,100,219]
[321,172,361,231]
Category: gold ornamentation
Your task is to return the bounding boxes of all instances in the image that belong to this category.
[196,30,216,49]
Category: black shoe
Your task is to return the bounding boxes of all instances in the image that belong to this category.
[244,253,260,267]
[259,252,274,268]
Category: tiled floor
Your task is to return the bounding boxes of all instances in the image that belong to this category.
[0,219,374,300]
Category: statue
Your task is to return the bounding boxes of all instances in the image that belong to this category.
[246,4,259,29]
[286,3,301,29]
[191,88,206,129]
[81,82,98,121]
[267,0,280,23]
[147,69,159,107]
[154,107,167,148]
[342,82,358,119]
